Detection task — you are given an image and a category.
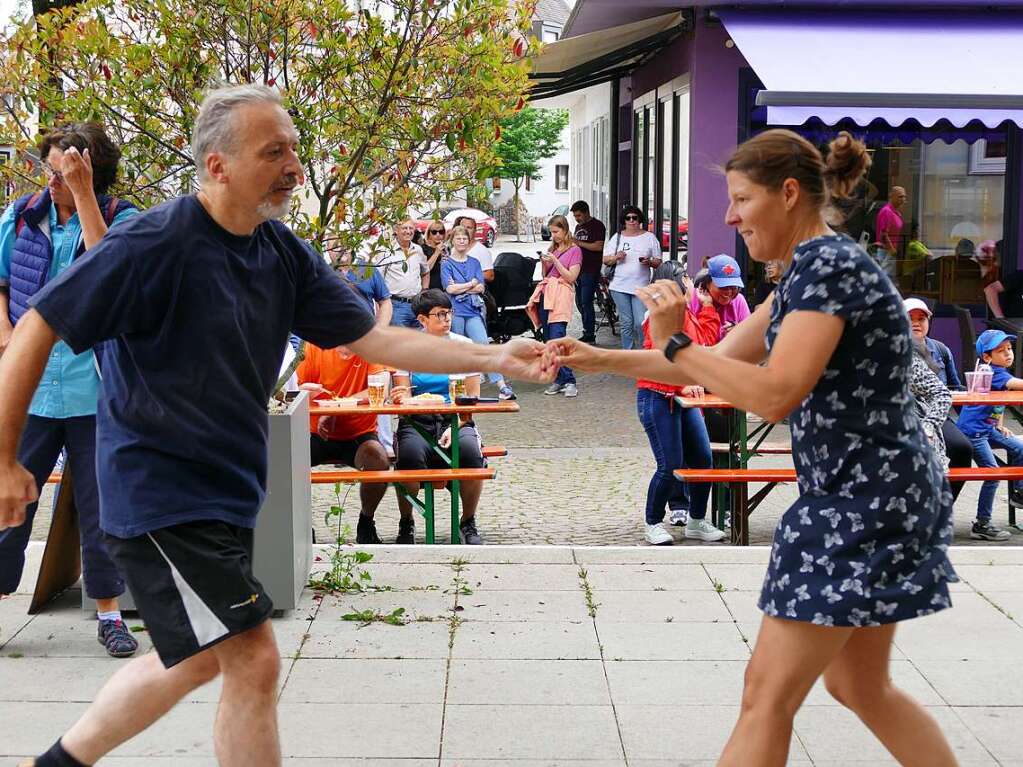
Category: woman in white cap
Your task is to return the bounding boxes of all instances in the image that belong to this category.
[905,297,972,501]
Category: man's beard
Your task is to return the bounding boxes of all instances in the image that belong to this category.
[257,194,293,221]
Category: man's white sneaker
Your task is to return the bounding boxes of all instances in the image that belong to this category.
[684,518,726,542]
[644,522,674,546]
[543,383,564,395]
[562,383,578,397]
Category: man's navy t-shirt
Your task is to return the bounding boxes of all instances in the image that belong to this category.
[30,195,376,537]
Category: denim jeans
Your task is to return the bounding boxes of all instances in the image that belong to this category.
[968,428,1023,521]
[636,388,712,525]
[539,295,575,386]
[611,290,646,350]
[451,313,503,385]
[575,272,598,339]
[390,299,421,329]
[0,415,125,599]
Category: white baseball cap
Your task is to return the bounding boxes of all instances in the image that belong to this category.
[903,297,932,318]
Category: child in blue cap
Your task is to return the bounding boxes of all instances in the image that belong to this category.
[956,329,1023,540]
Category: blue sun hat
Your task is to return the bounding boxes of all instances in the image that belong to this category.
[976,329,1016,358]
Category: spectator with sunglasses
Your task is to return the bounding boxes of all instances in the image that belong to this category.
[421,222,448,290]
[603,205,662,350]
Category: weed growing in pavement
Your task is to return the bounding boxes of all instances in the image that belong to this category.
[448,613,464,649]
[308,482,376,594]
[342,607,408,627]
[447,557,474,596]
[713,579,726,593]
[577,567,599,617]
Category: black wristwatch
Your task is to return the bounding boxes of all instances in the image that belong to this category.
[663,332,693,363]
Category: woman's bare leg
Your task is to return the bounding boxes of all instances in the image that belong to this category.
[718,616,853,767]
[823,624,957,766]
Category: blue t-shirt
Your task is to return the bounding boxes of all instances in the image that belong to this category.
[956,366,1014,437]
[343,262,389,311]
[30,195,376,537]
[441,256,485,318]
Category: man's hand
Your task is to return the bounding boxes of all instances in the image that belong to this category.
[999,425,1014,438]
[636,279,687,351]
[60,146,95,203]
[495,338,558,383]
[681,385,705,398]
[545,337,607,373]
[439,427,452,449]
[0,461,37,533]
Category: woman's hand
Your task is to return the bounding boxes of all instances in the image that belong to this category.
[60,146,95,202]
[636,280,688,351]
[616,251,627,263]
[681,385,705,398]
[696,287,714,307]
[390,385,411,403]
[439,427,452,449]
[546,337,608,373]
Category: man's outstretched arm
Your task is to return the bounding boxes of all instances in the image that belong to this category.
[0,310,58,530]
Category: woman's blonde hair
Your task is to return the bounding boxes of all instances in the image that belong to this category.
[547,214,576,248]
[449,225,472,248]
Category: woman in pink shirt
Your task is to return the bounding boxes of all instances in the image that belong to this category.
[536,215,582,397]
[691,254,751,340]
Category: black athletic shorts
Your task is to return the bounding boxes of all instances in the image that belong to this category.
[309,431,380,467]
[104,520,273,668]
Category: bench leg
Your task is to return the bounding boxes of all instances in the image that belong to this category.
[728,482,750,546]
[424,483,436,545]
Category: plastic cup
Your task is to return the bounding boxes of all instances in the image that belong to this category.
[367,372,389,406]
[965,371,978,393]
[448,374,467,403]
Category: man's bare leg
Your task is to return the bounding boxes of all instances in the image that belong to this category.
[211,620,282,767]
[58,649,220,764]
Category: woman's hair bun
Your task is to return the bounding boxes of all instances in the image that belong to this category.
[824,131,871,200]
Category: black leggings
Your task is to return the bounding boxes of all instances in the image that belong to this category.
[943,417,972,501]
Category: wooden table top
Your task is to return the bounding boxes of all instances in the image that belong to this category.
[677,391,1023,410]
[309,400,520,416]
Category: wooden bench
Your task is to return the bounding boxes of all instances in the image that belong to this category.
[676,466,1023,545]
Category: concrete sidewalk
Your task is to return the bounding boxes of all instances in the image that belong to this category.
[2,543,1022,766]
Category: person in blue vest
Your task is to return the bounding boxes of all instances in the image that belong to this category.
[0,122,139,657]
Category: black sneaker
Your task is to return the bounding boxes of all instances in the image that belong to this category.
[579,334,596,343]
[396,517,415,545]
[356,514,382,544]
[460,519,483,545]
[97,619,139,658]
[971,520,1011,541]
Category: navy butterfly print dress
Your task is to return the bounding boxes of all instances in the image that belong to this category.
[759,235,958,627]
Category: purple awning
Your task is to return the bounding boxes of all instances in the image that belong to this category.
[719,10,1023,129]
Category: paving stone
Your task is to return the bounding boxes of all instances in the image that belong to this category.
[278,702,443,758]
[953,706,1023,765]
[616,704,809,761]
[452,620,600,660]
[913,659,1023,705]
[954,563,1023,592]
[794,705,994,764]
[582,565,714,591]
[1,610,155,658]
[0,594,36,649]
[0,700,89,755]
[280,658,447,704]
[300,619,452,660]
[700,563,770,592]
[592,590,733,623]
[446,659,610,706]
[461,563,583,591]
[597,622,750,662]
[893,592,1023,661]
[441,704,623,761]
[455,590,590,622]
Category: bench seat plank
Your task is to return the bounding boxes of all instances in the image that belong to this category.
[676,467,1023,483]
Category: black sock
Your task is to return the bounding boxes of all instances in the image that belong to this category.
[35,738,90,767]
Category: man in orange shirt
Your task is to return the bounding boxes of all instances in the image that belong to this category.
[297,345,411,544]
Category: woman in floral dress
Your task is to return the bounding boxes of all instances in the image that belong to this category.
[551,129,958,766]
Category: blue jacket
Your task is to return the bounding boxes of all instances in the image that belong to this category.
[925,337,963,391]
[7,189,133,324]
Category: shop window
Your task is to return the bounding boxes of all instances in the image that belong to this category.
[555,164,568,191]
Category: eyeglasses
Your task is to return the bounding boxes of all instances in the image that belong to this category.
[624,214,640,221]
[43,164,64,182]
[428,310,453,320]
[428,229,445,236]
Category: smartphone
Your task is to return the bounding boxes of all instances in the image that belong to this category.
[455,395,479,406]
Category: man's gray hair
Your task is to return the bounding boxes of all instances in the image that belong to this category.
[192,84,282,181]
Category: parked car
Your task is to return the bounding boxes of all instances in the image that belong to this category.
[649,212,689,252]
[540,204,571,240]
[414,207,498,248]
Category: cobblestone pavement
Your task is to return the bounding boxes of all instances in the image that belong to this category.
[27,235,1023,549]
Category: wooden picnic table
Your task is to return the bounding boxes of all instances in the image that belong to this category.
[310,400,519,543]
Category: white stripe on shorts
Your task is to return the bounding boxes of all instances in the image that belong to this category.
[146,532,230,647]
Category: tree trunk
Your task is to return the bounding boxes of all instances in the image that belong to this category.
[512,180,521,242]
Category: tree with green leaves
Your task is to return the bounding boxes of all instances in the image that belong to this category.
[0,0,536,258]
[493,105,567,236]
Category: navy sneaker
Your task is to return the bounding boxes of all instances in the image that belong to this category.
[460,519,483,545]
[98,619,139,658]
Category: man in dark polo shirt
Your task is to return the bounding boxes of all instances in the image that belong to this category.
[0,84,552,767]
[570,200,606,343]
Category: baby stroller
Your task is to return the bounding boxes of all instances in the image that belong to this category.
[487,252,541,343]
